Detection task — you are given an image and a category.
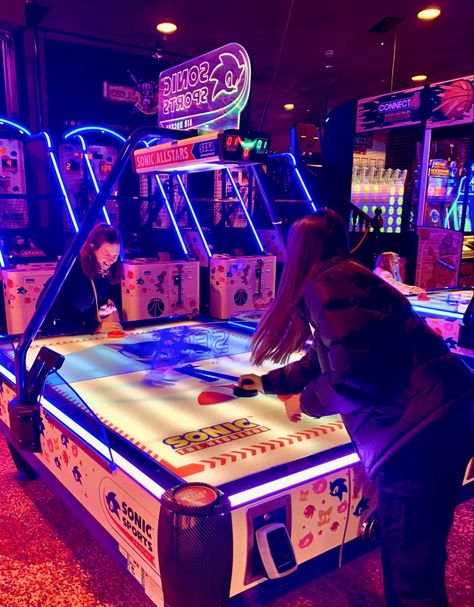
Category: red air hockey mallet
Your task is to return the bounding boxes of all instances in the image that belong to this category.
[233,378,258,398]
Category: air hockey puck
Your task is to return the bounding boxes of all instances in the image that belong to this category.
[107,330,126,338]
[417,293,430,301]
[233,379,258,397]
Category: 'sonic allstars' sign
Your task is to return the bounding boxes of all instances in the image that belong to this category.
[158,43,251,132]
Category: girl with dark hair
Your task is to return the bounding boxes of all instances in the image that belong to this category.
[238,209,473,607]
[41,223,124,334]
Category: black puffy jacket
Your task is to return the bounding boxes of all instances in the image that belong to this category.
[262,256,474,478]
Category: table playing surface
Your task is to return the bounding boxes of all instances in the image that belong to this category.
[408,288,473,315]
[3,321,350,485]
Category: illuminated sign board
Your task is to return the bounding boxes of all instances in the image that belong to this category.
[356,87,424,132]
[158,43,251,132]
[427,76,474,128]
[133,131,270,174]
[134,133,221,173]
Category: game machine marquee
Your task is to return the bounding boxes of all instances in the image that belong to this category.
[0,117,78,335]
[415,75,474,290]
[132,43,277,320]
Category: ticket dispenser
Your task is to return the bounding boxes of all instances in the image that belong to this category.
[245,494,298,584]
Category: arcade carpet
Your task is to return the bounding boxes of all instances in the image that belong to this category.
[0,438,472,607]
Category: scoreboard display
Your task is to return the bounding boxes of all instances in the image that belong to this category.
[222,130,270,163]
[133,129,270,174]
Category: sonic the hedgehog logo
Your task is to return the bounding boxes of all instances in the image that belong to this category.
[210,53,246,102]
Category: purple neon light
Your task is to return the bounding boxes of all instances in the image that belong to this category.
[229,452,359,507]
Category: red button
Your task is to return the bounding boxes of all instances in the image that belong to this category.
[175,485,218,507]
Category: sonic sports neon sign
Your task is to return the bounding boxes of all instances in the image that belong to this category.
[158,43,251,131]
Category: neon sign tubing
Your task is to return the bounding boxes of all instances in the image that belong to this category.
[176,174,212,258]
[225,168,264,253]
[76,135,112,225]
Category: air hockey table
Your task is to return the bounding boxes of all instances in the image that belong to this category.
[0,320,378,607]
[407,287,474,361]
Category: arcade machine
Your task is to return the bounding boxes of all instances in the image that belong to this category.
[61,125,200,323]
[1,125,471,607]
[323,86,429,283]
[0,125,380,607]
[0,117,78,334]
[121,137,200,323]
[133,130,278,320]
[255,152,317,261]
[415,75,473,292]
[60,125,123,226]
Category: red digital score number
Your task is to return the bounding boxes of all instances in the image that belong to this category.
[225,135,240,151]
[100,163,112,173]
[243,147,250,159]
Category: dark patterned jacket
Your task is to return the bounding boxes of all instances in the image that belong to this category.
[262,256,474,478]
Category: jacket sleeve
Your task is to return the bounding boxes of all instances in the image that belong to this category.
[299,279,397,418]
[261,341,321,395]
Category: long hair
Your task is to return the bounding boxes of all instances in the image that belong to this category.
[374,252,400,281]
[251,209,350,365]
[80,223,123,284]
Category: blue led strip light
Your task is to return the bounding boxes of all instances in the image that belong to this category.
[37,132,79,233]
[270,152,317,213]
[154,175,189,256]
[63,126,128,226]
[76,135,111,225]
[139,139,189,257]
[225,168,264,252]
[64,125,126,143]
[176,174,212,258]
[411,306,464,320]
[0,117,32,136]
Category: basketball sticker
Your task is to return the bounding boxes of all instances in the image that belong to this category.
[437,80,473,119]
[428,76,474,127]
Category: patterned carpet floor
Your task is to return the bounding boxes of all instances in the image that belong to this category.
[0,437,472,607]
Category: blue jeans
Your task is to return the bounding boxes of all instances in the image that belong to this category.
[375,401,474,607]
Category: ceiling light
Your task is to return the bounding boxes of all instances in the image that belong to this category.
[325,64,333,69]
[411,74,428,82]
[417,8,441,20]
[283,103,295,111]
[156,22,177,34]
